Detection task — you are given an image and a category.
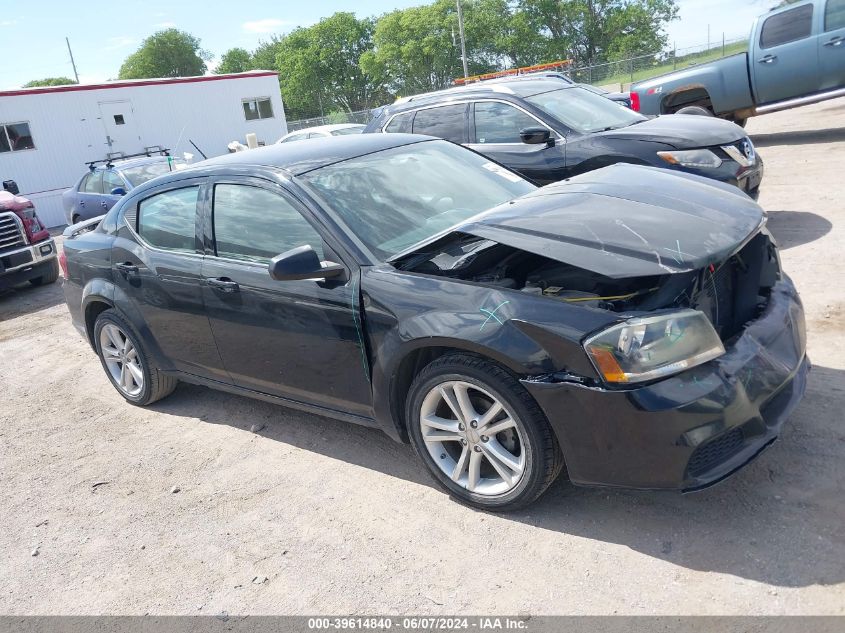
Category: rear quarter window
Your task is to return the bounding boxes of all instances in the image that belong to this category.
[384,111,413,133]
[760,4,814,48]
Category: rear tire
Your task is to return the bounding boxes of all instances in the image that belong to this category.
[675,105,713,117]
[406,353,563,511]
[94,309,178,406]
[29,259,60,286]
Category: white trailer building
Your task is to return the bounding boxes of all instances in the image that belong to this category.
[0,71,286,227]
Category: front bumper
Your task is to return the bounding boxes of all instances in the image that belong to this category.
[522,276,807,491]
[0,238,57,289]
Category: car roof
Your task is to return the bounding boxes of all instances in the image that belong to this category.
[192,133,431,176]
[388,79,573,111]
[93,155,175,172]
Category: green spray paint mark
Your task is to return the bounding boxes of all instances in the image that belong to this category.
[480,301,511,331]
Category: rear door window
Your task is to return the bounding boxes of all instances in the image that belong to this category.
[760,4,814,48]
[385,111,414,133]
[82,171,104,194]
[826,0,845,31]
[137,187,199,253]
[411,104,468,143]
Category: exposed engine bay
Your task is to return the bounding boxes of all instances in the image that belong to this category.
[399,230,782,342]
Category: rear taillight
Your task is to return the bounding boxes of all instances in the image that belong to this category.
[630,91,641,112]
[13,208,50,243]
[59,250,68,278]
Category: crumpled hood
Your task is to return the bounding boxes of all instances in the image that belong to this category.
[594,114,746,148]
[455,163,765,279]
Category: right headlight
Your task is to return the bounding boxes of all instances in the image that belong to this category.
[657,149,722,169]
[584,310,725,384]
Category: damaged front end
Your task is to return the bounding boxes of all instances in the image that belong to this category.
[390,164,808,490]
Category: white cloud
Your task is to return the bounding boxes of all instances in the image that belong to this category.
[155,21,177,29]
[242,18,292,34]
[0,19,18,27]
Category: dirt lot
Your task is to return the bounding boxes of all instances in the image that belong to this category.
[1,101,844,616]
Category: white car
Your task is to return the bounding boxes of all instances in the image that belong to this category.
[277,124,365,143]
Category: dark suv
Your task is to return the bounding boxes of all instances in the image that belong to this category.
[365,78,763,197]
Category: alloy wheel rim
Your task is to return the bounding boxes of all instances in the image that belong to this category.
[100,324,144,397]
[420,380,526,496]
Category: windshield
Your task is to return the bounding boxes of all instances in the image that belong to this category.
[301,140,535,260]
[120,159,187,186]
[526,87,645,134]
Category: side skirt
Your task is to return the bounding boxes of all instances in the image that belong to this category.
[166,370,383,431]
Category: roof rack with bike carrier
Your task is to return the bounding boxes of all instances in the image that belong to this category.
[87,146,171,171]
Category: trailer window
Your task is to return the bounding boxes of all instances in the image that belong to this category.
[760,4,814,48]
[0,122,35,152]
[243,98,274,120]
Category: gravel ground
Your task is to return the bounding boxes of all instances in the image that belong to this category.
[1,101,844,616]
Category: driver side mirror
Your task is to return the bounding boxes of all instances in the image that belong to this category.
[268,245,345,281]
[520,127,555,147]
[110,187,127,196]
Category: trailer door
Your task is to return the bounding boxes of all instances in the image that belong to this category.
[98,101,144,155]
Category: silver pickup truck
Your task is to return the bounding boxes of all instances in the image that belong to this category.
[631,0,845,125]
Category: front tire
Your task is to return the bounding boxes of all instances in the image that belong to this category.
[406,353,563,511]
[94,309,178,405]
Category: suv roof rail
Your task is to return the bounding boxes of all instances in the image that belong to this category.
[87,146,171,170]
[394,83,517,105]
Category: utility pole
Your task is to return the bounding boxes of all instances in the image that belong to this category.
[66,37,79,84]
[456,0,469,79]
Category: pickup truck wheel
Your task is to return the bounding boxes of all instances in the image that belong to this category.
[675,105,713,117]
[94,309,178,406]
[406,353,564,511]
[28,259,60,286]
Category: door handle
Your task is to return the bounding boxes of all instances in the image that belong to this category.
[824,37,843,47]
[100,200,108,208]
[206,277,239,293]
[79,200,85,207]
[758,55,777,64]
[115,262,138,274]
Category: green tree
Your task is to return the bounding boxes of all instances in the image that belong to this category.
[251,37,285,70]
[276,13,388,119]
[361,0,476,95]
[23,77,77,87]
[518,0,678,65]
[216,48,253,74]
[118,29,212,79]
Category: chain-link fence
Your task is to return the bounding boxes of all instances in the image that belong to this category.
[569,36,747,89]
[286,109,374,132]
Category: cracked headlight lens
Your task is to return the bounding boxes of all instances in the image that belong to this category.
[657,149,722,169]
[584,310,725,384]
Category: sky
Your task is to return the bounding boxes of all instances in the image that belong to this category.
[0,0,777,90]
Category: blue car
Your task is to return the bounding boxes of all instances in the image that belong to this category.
[63,155,186,224]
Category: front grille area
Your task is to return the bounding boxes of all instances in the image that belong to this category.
[0,212,26,253]
[694,232,780,341]
[687,427,745,477]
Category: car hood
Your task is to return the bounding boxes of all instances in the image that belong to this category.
[421,164,764,279]
[594,114,746,148]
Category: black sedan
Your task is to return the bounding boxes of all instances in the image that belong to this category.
[61,135,807,510]
[365,79,764,198]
